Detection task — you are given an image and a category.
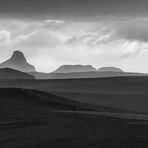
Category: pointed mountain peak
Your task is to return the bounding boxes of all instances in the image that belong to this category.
[13,50,24,56]
[0,50,36,72]
[11,50,27,63]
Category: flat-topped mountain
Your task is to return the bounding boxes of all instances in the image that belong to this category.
[0,50,36,72]
[98,67,123,72]
[53,65,96,73]
[31,66,146,79]
[0,68,35,79]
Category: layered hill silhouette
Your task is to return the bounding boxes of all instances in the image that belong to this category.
[31,64,147,79]
[0,50,147,79]
[0,50,36,72]
[1,53,148,147]
[0,68,35,79]
[31,70,147,79]
[0,88,131,115]
[2,77,148,113]
[0,88,91,112]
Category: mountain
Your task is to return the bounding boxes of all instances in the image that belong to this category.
[98,67,123,72]
[0,50,36,72]
[0,68,35,79]
[53,65,96,73]
[31,65,146,79]
[2,77,148,113]
[0,88,130,113]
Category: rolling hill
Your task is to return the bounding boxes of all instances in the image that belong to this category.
[1,77,148,112]
[0,88,91,115]
[0,87,133,113]
[0,68,35,79]
[0,88,148,147]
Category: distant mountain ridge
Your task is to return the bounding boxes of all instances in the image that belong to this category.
[53,65,96,73]
[31,71,147,79]
[0,50,147,79]
[98,67,123,72]
[53,65,124,73]
[31,65,147,79]
[0,50,36,72]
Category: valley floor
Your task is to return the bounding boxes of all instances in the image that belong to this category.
[1,111,148,148]
[0,77,148,147]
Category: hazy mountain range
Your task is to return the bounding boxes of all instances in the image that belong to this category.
[53,65,96,73]
[0,50,147,79]
[0,51,148,147]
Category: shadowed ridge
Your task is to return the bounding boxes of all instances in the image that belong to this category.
[0,68,35,79]
[0,88,93,112]
[0,88,132,113]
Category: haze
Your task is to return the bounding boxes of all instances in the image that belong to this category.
[0,0,148,72]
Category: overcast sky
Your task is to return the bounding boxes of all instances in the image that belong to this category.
[0,0,148,72]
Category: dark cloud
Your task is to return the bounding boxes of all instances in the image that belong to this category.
[116,20,148,42]
[0,0,148,19]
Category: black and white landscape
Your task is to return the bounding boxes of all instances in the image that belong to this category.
[0,51,148,148]
[1,0,148,148]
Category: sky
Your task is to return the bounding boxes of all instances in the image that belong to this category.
[0,0,148,72]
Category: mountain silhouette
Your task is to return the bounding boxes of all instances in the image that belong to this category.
[53,65,96,73]
[98,67,123,72]
[31,65,146,79]
[0,50,36,72]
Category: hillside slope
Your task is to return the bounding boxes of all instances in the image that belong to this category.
[0,68,35,79]
[1,77,148,112]
[0,88,148,147]
[0,88,130,114]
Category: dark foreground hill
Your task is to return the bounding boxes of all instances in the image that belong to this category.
[0,88,92,119]
[0,88,131,113]
[0,68,35,79]
[1,77,148,112]
[1,88,148,148]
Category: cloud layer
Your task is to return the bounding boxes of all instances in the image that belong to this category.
[0,0,148,19]
[0,17,148,72]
